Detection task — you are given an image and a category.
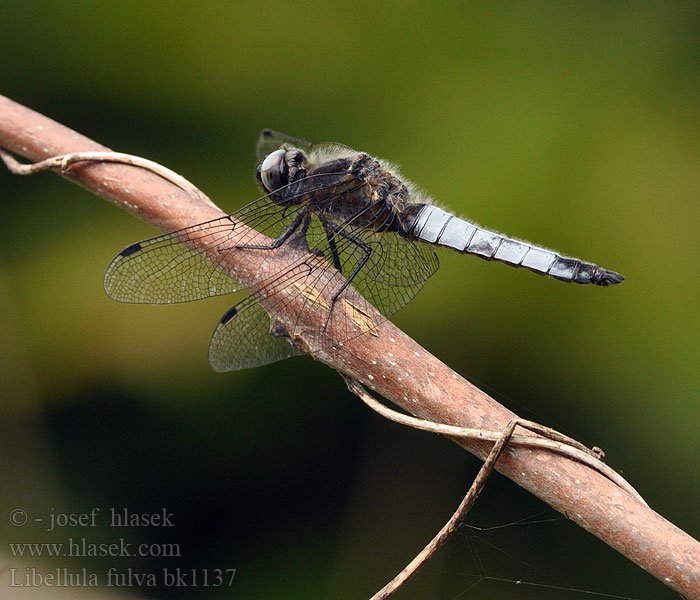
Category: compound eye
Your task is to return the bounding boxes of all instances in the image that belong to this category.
[260,149,288,192]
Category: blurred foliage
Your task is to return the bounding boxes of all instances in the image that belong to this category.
[0,2,697,599]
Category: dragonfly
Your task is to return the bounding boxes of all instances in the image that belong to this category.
[104,129,623,371]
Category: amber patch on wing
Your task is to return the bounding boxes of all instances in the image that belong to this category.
[343,299,379,337]
[291,281,330,310]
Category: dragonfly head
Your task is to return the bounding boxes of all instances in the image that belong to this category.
[256,147,309,199]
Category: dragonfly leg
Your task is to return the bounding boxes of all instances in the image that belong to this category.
[318,196,389,275]
[320,218,343,272]
[320,224,372,332]
[221,207,309,252]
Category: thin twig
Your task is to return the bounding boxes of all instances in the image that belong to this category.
[0,148,215,208]
[370,412,518,599]
[343,376,649,598]
[343,376,646,504]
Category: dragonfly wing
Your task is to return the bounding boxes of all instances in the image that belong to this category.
[104,216,242,303]
[348,228,439,317]
[255,129,313,162]
[209,295,303,372]
[309,221,440,319]
[104,196,306,304]
[255,129,355,164]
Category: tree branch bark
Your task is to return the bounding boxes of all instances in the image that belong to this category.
[1,94,698,599]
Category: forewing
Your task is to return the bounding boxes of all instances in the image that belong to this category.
[209,296,302,372]
[104,195,306,304]
[255,129,313,162]
[255,130,355,163]
[103,162,366,305]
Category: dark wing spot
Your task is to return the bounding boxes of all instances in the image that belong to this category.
[120,242,142,257]
[220,305,238,325]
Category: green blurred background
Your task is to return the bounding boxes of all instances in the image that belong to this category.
[0,2,697,599]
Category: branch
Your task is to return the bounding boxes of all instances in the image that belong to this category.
[1,95,698,599]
